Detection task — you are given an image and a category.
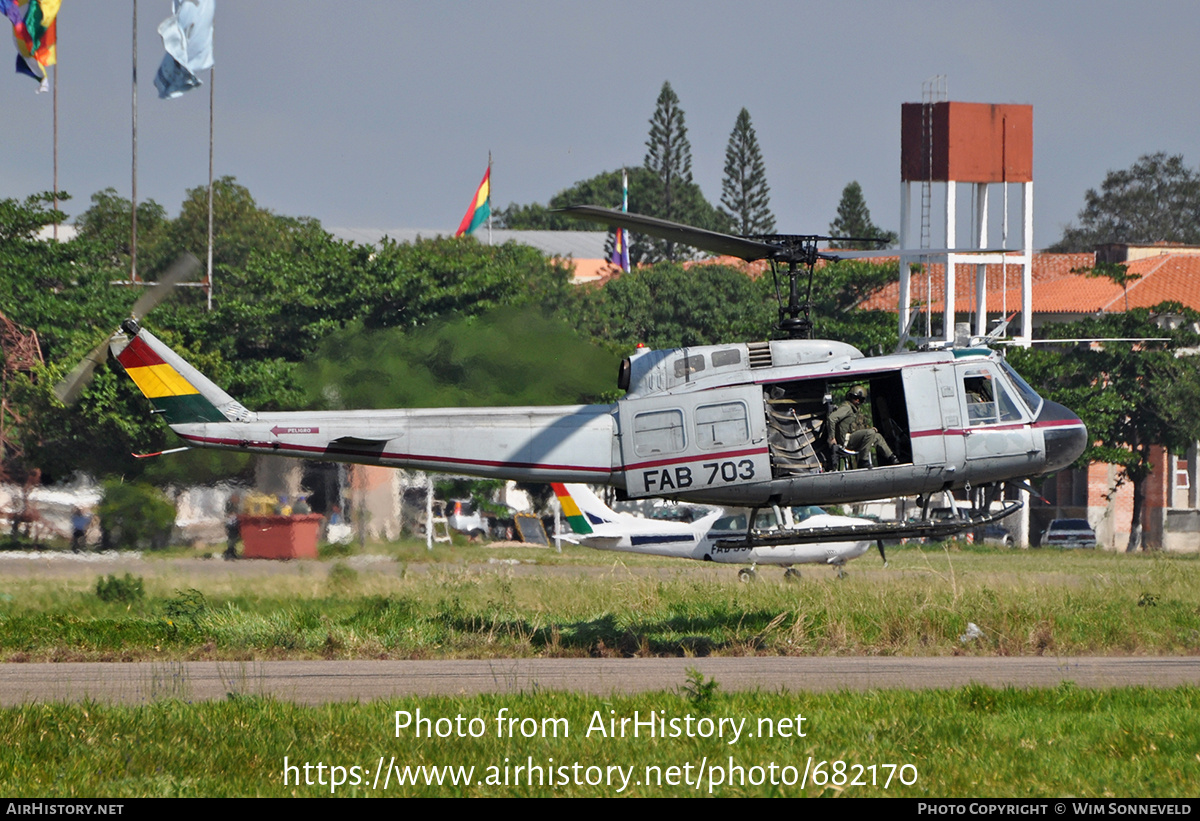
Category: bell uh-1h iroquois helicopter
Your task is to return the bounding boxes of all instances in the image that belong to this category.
[59,202,1087,549]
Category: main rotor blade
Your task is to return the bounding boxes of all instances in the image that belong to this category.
[557,205,780,262]
[52,337,113,405]
[129,253,202,320]
[828,247,1014,259]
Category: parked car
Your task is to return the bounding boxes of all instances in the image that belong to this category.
[980,523,1013,547]
[1039,518,1097,549]
[446,499,490,538]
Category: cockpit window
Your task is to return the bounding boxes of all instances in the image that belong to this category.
[963,367,1025,425]
[999,360,1044,417]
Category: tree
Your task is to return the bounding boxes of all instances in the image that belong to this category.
[1009,307,1200,551]
[571,257,898,352]
[1050,152,1200,252]
[828,181,897,249]
[643,81,711,262]
[300,308,618,410]
[720,108,775,235]
[74,188,170,274]
[495,166,728,265]
[1078,261,1142,313]
[574,262,774,350]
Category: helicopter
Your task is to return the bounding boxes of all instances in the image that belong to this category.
[59,207,1088,547]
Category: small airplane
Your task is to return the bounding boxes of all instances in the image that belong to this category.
[551,483,880,580]
[57,205,1089,548]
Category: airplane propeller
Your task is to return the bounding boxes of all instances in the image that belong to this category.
[53,253,202,405]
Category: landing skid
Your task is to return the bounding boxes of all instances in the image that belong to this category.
[713,501,1023,550]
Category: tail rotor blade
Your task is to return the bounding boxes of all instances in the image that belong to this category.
[52,337,113,405]
[130,253,201,320]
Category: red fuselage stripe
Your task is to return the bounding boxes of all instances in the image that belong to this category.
[910,419,1084,438]
[176,433,611,474]
[625,446,770,471]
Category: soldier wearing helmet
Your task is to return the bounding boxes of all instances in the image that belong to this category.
[827,385,897,468]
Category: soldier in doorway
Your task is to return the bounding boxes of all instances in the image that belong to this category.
[828,385,898,468]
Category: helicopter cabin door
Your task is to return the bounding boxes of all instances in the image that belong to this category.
[618,386,771,498]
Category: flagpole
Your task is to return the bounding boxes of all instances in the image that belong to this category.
[206,65,215,311]
[52,61,57,240]
[131,0,139,282]
[486,151,492,247]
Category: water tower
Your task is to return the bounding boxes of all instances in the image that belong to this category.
[898,82,1033,346]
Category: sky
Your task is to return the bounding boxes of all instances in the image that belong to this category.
[1,1,1198,250]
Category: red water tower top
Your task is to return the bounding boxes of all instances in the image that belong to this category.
[900,102,1032,183]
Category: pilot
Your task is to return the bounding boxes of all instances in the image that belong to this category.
[828,385,898,468]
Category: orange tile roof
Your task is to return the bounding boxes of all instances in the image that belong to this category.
[684,255,773,277]
[568,258,618,284]
[859,253,1095,312]
[859,252,1200,315]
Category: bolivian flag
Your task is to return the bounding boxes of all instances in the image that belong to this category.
[455,165,491,237]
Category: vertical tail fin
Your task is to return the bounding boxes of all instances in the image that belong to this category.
[111,322,254,425]
[551,483,617,535]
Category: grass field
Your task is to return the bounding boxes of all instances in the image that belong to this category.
[2,684,1197,797]
[0,541,1196,661]
[2,542,1198,798]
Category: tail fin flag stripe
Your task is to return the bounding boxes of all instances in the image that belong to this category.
[124,363,200,399]
[551,483,593,535]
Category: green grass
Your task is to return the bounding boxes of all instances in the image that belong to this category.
[0,545,1196,660]
[1,684,1196,797]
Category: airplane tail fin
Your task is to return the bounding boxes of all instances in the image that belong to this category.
[110,320,255,425]
[551,483,617,535]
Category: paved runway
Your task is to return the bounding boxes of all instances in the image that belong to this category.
[1,656,1197,705]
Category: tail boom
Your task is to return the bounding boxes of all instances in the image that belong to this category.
[115,325,616,483]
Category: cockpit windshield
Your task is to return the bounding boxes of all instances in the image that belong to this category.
[999,360,1044,418]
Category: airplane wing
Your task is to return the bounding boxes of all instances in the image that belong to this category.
[570,535,626,550]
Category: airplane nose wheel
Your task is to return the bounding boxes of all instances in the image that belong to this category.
[738,567,757,583]
[783,568,802,582]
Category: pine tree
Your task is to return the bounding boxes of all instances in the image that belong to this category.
[828,181,897,249]
[720,108,775,236]
[643,81,693,261]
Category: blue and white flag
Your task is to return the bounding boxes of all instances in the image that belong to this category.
[154,0,214,99]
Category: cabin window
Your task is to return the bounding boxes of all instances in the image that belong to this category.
[673,355,706,378]
[695,402,750,449]
[633,409,686,456]
[711,349,741,368]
